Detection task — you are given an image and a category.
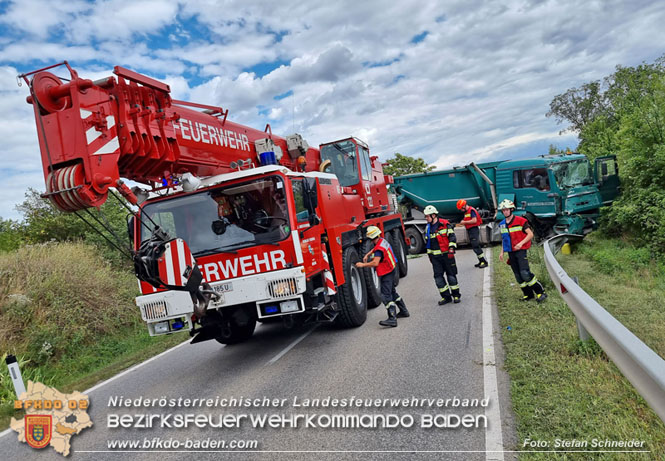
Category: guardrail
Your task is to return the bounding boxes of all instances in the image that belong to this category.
[543,234,665,424]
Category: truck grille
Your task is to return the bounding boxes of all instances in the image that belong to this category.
[140,300,168,321]
[268,277,298,299]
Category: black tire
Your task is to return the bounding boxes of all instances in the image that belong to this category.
[390,229,408,278]
[525,212,543,243]
[405,227,424,254]
[215,318,256,345]
[361,239,382,309]
[336,246,368,327]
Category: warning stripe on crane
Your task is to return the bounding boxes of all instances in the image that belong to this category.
[321,251,337,295]
[158,239,195,287]
[80,109,120,156]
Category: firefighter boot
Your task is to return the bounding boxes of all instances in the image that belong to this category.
[476,256,488,268]
[379,303,398,327]
[438,286,452,305]
[395,297,410,318]
[438,294,452,306]
[530,279,548,303]
[520,285,535,301]
[451,285,461,304]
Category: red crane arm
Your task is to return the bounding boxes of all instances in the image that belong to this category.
[24,63,313,211]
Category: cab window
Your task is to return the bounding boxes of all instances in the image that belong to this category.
[359,146,371,181]
[513,168,550,191]
[291,180,310,223]
[320,140,359,187]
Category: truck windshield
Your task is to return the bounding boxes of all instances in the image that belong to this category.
[320,140,359,187]
[551,159,594,188]
[140,175,290,255]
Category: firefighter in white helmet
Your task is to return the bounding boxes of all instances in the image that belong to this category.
[498,199,547,303]
[424,205,461,305]
[356,225,409,327]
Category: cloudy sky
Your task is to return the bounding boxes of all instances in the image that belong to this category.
[1,0,664,220]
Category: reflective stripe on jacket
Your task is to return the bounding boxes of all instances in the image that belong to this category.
[372,237,397,276]
[462,206,481,229]
[425,219,457,254]
[500,215,531,252]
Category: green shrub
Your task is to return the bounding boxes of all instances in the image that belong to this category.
[0,242,140,364]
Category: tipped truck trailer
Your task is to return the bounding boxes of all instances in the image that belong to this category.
[393,154,620,254]
[22,62,409,345]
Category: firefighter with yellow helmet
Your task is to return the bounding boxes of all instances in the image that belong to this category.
[498,199,547,302]
[424,205,461,305]
[356,225,409,327]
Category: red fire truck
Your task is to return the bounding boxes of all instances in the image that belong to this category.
[21,62,409,345]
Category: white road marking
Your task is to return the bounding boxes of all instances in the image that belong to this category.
[265,326,317,366]
[483,248,505,461]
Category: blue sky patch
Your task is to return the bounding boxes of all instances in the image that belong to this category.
[274,90,293,100]
[244,59,290,77]
[410,31,428,44]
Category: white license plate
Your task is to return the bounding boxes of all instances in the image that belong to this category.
[280,300,299,313]
[214,282,233,293]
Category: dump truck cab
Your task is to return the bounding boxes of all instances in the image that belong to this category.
[496,153,619,235]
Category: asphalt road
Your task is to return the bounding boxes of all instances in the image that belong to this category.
[1,249,516,460]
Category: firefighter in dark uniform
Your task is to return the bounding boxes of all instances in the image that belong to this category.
[456,199,488,268]
[423,205,461,305]
[498,199,548,303]
[356,226,409,327]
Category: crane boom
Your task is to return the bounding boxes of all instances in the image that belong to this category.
[24,62,314,211]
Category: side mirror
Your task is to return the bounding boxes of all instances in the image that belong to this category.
[135,235,203,293]
[211,219,227,235]
[127,215,135,243]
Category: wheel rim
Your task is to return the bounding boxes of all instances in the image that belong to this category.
[371,268,379,289]
[399,237,406,262]
[350,265,363,305]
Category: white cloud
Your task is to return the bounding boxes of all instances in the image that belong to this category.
[1,0,665,219]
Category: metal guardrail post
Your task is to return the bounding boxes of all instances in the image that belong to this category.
[543,234,665,423]
[571,276,590,341]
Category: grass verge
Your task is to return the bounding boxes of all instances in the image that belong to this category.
[493,236,665,460]
[0,242,188,431]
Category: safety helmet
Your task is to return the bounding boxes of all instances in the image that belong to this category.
[423,205,438,215]
[366,225,382,239]
[499,199,515,210]
[456,199,467,210]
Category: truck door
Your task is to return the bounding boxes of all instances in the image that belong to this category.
[593,155,620,205]
[291,178,322,274]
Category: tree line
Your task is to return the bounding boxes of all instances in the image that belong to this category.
[547,54,665,254]
[0,189,132,267]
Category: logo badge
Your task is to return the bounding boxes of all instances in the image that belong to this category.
[25,415,52,449]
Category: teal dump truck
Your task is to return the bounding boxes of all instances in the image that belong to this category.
[393,153,620,254]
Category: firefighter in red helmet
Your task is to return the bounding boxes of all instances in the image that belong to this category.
[456,199,488,268]
[356,226,409,327]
